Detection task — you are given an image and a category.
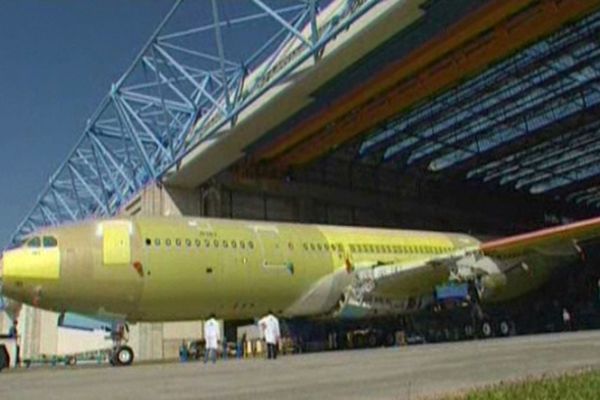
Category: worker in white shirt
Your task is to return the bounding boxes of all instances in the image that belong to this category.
[203,314,220,364]
[259,311,281,360]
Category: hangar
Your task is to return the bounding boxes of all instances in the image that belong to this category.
[3,0,600,361]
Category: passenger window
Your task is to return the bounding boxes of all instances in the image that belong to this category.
[165,239,172,247]
[214,239,219,248]
[222,240,228,248]
[231,240,237,249]
[145,238,151,246]
[317,244,322,251]
[204,239,211,248]
[248,241,254,249]
[288,242,294,250]
[324,243,329,251]
[310,243,316,251]
[155,239,161,246]
[240,241,246,249]
[349,244,356,252]
[303,243,308,251]
[43,236,57,248]
[175,239,181,247]
[195,239,201,248]
[185,239,192,247]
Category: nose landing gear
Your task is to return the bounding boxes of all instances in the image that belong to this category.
[109,321,134,367]
[110,345,134,367]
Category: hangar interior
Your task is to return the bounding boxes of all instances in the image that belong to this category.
[5,0,600,361]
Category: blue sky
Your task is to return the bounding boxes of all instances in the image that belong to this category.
[0,1,305,248]
[0,1,175,247]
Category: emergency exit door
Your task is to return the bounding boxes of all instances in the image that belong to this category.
[256,227,291,274]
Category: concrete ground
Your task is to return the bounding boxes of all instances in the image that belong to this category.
[1,331,600,400]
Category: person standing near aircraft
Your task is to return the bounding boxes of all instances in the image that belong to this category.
[259,311,281,360]
[203,314,220,364]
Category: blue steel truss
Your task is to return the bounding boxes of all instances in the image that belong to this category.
[8,0,380,247]
[358,10,600,209]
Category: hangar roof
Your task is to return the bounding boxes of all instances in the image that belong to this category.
[356,10,600,207]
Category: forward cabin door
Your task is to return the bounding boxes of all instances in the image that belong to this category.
[98,220,143,317]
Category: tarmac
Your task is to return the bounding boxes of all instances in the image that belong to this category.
[1,331,600,400]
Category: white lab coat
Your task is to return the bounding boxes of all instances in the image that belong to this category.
[204,318,220,349]
[259,314,281,344]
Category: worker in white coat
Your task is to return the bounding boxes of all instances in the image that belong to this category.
[259,311,281,360]
[203,314,220,364]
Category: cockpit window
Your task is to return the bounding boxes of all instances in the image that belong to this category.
[27,237,41,248]
[43,236,58,248]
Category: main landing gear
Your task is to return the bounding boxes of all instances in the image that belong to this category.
[109,322,134,367]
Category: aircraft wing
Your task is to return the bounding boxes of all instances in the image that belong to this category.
[480,215,600,257]
[336,216,600,317]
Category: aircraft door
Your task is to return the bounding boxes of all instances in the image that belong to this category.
[102,221,131,265]
[97,220,143,317]
[256,227,293,274]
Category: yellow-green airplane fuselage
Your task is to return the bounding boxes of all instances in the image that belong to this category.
[0,216,571,322]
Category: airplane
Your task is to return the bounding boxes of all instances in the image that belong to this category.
[0,214,598,365]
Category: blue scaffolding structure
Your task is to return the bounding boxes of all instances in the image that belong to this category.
[358,10,600,208]
[8,0,380,247]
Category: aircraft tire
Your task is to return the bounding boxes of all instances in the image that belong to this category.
[498,320,511,337]
[354,334,366,348]
[112,345,134,367]
[463,324,474,338]
[367,332,378,348]
[384,332,395,347]
[0,345,9,372]
[480,321,493,338]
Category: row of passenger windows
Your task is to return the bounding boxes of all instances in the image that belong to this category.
[348,243,451,255]
[144,237,451,256]
[145,238,255,250]
[302,243,344,252]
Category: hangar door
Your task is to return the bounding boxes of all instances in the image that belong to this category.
[102,221,131,265]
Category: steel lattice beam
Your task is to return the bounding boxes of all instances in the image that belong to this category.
[8,0,379,247]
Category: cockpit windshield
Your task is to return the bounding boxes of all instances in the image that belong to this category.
[26,237,41,248]
[43,236,58,248]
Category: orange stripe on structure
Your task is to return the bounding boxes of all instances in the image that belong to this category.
[256,0,538,162]
[481,216,600,253]
[262,0,600,170]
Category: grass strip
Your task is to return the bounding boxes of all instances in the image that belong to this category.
[439,369,600,400]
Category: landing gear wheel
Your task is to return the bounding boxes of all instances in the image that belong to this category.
[367,332,378,348]
[384,332,395,347]
[480,321,493,338]
[112,345,134,367]
[498,320,511,337]
[65,356,77,366]
[463,324,474,338]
